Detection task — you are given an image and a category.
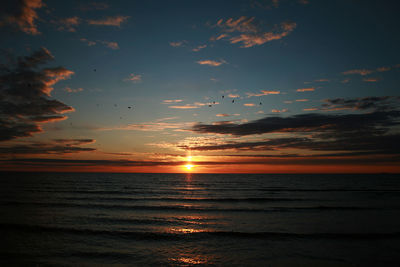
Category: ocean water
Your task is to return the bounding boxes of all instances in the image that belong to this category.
[1,172,400,266]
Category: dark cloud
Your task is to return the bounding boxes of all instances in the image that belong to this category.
[0,0,44,35]
[189,97,400,159]
[321,96,400,111]
[0,140,96,155]
[191,110,400,136]
[0,47,75,141]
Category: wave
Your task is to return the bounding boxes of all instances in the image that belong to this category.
[1,223,399,241]
[58,196,307,203]
[0,201,376,212]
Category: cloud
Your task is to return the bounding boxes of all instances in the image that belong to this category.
[216,113,240,117]
[191,108,400,137]
[296,99,309,102]
[246,90,280,97]
[244,103,256,107]
[342,65,393,76]
[0,140,96,155]
[0,0,44,35]
[228,94,240,98]
[162,99,183,104]
[196,59,226,66]
[168,105,199,109]
[192,44,207,52]
[80,38,97,46]
[321,96,399,112]
[0,47,75,141]
[363,77,379,82]
[79,38,119,49]
[99,40,119,50]
[53,16,80,32]
[214,16,296,48]
[271,108,288,113]
[296,87,315,92]
[342,69,373,76]
[88,15,130,26]
[341,78,350,83]
[64,87,83,93]
[169,41,185,47]
[110,121,194,132]
[124,73,142,83]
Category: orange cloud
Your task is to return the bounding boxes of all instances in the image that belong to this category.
[342,69,373,76]
[192,44,207,52]
[124,73,142,83]
[64,87,83,93]
[163,99,183,104]
[246,90,280,97]
[170,41,184,47]
[54,16,80,32]
[0,0,43,35]
[196,59,226,66]
[296,87,315,92]
[169,105,199,109]
[244,103,256,107]
[88,15,130,26]
[363,77,379,82]
[296,99,309,102]
[271,108,288,113]
[215,17,297,48]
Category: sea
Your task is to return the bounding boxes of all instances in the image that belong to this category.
[1,172,400,266]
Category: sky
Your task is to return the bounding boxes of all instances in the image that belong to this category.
[0,0,399,173]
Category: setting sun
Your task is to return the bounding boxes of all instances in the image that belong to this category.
[185,164,194,171]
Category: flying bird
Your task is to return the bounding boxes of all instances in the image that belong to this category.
[222,95,224,98]
[232,99,235,103]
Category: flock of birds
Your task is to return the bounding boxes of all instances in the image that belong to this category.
[92,68,263,121]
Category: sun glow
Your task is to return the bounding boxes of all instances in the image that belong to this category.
[185,164,194,171]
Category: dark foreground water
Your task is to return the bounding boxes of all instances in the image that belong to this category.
[1,173,400,266]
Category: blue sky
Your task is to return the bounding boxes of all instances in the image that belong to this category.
[0,0,399,172]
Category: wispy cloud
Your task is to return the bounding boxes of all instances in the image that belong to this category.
[162,99,183,104]
[296,87,315,92]
[88,15,130,26]
[124,73,142,83]
[296,99,309,102]
[53,16,80,32]
[79,38,119,49]
[64,87,83,93]
[216,113,240,117]
[214,16,296,48]
[192,44,207,52]
[168,105,199,109]
[196,59,227,66]
[342,69,373,76]
[271,108,288,113]
[0,0,44,35]
[363,77,379,82]
[99,40,119,50]
[169,41,185,47]
[80,38,97,46]
[246,90,280,97]
[244,103,256,107]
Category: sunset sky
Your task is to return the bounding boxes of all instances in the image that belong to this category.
[1,0,399,173]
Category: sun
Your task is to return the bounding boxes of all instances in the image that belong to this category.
[185,164,194,171]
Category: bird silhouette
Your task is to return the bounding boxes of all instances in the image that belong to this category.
[232,99,235,103]
[222,95,224,98]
